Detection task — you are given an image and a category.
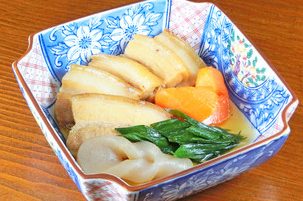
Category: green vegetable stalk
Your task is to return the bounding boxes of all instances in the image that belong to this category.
[116,110,245,163]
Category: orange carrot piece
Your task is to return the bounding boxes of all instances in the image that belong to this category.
[202,92,230,125]
[155,87,219,122]
[155,67,231,124]
[195,67,228,96]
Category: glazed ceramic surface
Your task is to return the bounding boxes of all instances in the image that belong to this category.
[12,0,298,200]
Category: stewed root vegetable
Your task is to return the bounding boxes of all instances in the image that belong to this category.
[77,135,193,184]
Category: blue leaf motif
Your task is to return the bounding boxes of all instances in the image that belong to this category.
[89,17,103,29]
[50,43,68,55]
[66,56,80,67]
[54,55,65,68]
[49,27,63,41]
[100,41,111,51]
[126,4,143,16]
[102,34,115,44]
[109,42,121,54]
[145,13,162,26]
[142,2,153,11]
[104,16,120,29]
[62,23,78,36]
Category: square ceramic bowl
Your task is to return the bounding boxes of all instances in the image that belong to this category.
[12,0,298,200]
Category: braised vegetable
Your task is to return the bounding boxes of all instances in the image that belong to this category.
[155,86,220,122]
[195,67,229,96]
[77,135,193,183]
[116,125,176,154]
[116,110,245,163]
[155,67,231,125]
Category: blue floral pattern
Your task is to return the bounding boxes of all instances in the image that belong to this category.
[63,25,104,63]
[199,5,291,133]
[103,3,162,55]
[49,18,106,69]
[39,0,166,81]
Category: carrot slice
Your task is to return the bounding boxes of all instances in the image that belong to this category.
[195,67,231,124]
[195,67,228,96]
[202,92,230,125]
[155,67,231,124]
[155,87,219,122]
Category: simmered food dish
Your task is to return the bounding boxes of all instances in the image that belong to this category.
[54,29,245,185]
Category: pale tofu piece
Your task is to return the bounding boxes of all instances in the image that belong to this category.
[62,64,142,99]
[71,93,171,126]
[89,54,163,99]
[155,29,207,84]
[124,34,189,87]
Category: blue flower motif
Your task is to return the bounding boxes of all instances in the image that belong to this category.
[49,17,107,72]
[102,3,162,54]
[41,2,163,81]
[110,14,150,42]
[63,25,103,64]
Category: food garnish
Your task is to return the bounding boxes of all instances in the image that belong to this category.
[155,67,230,125]
[117,110,245,163]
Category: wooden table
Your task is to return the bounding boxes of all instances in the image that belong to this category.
[1,0,302,200]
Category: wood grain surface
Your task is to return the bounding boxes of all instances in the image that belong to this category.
[0,0,302,200]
